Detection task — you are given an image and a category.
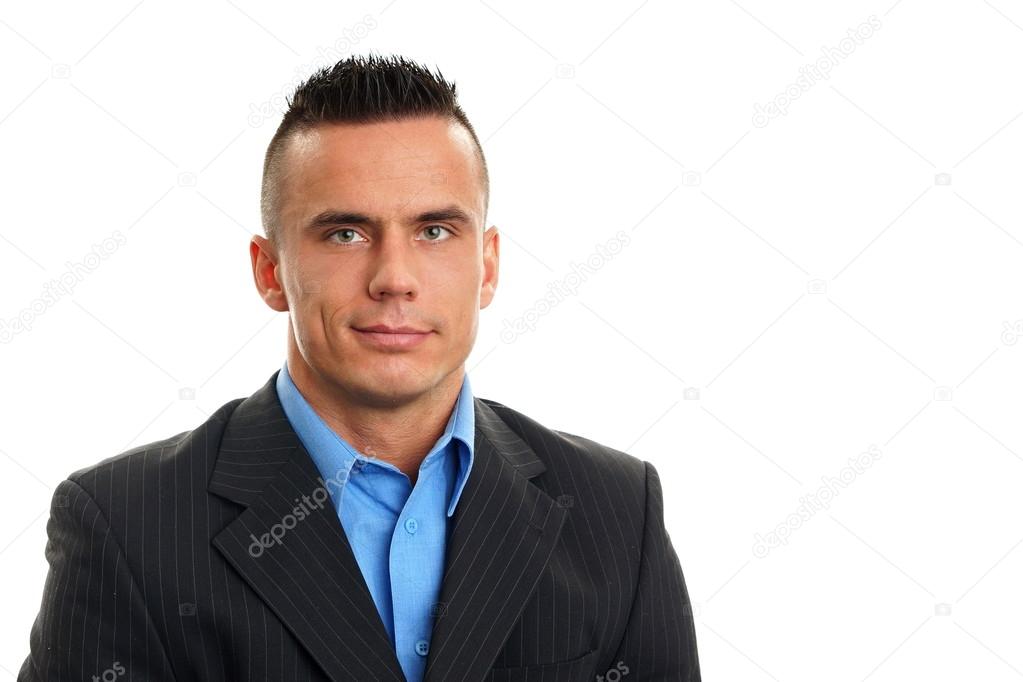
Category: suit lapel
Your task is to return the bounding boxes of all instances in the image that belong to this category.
[423,398,568,682]
[209,372,406,682]
[208,372,567,682]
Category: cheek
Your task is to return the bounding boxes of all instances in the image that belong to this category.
[445,293,479,333]
[290,272,360,329]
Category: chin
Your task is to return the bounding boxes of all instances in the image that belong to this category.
[350,362,429,393]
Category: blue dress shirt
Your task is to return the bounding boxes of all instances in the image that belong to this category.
[275,360,475,682]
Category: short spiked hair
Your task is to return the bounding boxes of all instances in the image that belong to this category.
[260,53,489,247]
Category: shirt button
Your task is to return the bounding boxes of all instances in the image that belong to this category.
[415,639,429,656]
[404,518,419,534]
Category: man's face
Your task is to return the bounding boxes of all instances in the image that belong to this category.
[251,116,498,408]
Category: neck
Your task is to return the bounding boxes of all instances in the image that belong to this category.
[285,348,464,483]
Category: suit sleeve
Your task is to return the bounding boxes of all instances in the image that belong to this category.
[19,478,177,681]
[608,461,701,681]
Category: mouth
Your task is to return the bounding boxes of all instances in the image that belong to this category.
[354,324,432,334]
[351,324,434,350]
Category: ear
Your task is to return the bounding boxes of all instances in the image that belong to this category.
[479,225,499,309]
[250,235,289,312]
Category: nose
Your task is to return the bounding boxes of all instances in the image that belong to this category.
[368,231,419,301]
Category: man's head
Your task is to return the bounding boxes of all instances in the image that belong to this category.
[251,54,499,410]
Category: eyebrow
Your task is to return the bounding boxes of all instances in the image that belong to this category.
[305,205,474,231]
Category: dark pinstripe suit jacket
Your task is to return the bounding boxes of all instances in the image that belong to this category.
[19,370,701,681]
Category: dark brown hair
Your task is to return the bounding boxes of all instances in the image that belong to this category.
[260,53,489,246]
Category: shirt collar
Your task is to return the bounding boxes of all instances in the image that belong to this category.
[275,360,475,517]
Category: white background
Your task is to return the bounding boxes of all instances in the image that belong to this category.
[2,1,1023,679]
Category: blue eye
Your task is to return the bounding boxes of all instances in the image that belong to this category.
[327,229,366,244]
[420,225,453,242]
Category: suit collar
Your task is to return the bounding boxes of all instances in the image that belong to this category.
[209,370,565,682]
[208,370,534,506]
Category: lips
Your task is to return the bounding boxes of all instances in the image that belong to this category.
[351,323,434,350]
[353,324,431,334]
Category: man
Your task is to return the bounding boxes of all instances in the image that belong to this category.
[19,54,701,681]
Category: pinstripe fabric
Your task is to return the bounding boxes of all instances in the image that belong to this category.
[19,370,701,681]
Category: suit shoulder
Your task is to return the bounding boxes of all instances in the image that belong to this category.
[479,397,647,486]
[65,396,245,498]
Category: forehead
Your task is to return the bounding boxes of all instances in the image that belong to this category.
[279,116,484,225]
